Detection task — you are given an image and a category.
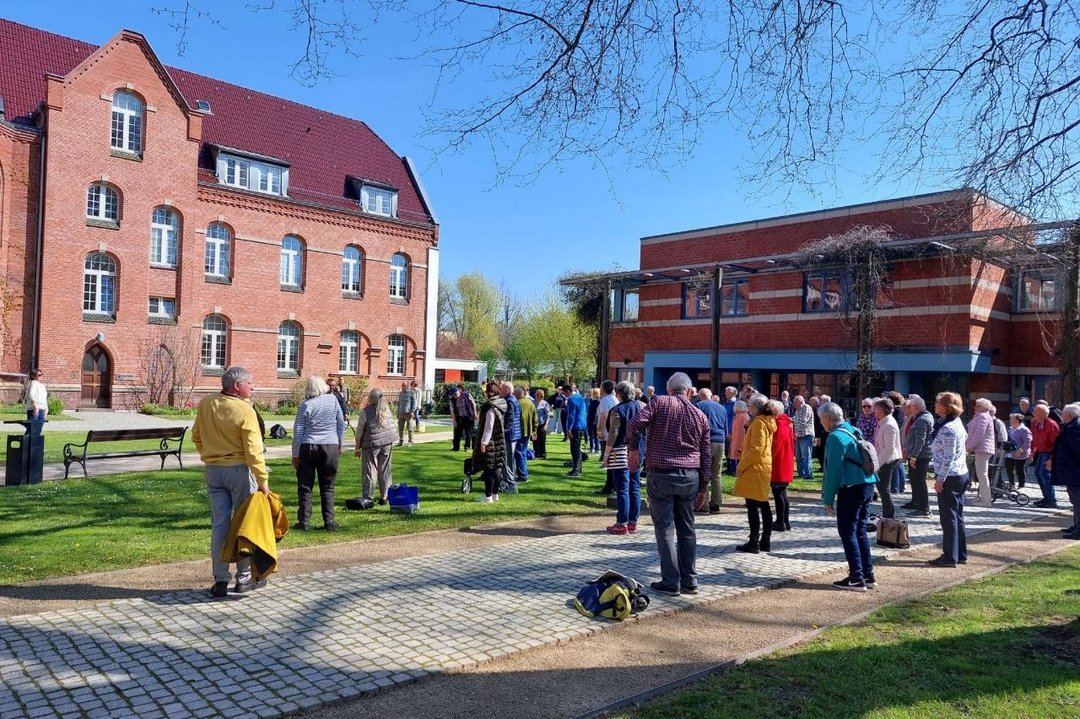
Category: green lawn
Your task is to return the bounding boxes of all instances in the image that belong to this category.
[0,438,611,584]
[618,547,1080,719]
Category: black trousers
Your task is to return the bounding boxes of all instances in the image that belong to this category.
[1004,457,1027,487]
[534,426,547,458]
[296,443,339,526]
[771,483,790,528]
[937,473,970,563]
[570,429,583,471]
[908,456,931,511]
[746,498,773,544]
[453,416,475,451]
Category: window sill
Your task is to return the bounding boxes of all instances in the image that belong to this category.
[83,313,116,324]
[110,149,142,162]
[390,297,409,305]
[86,219,120,230]
[202,367,225,377]
[148,316,177,326]
[343,291,364,300]
[277,370,300,380]
[281,285,304,294]
[150,263,178,271]
[205,275,231,285]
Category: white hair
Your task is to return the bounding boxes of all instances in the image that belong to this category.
[975,397,994,412]
[817,402,844,423]
[1062,403,1080,421]
[667,372,693,394]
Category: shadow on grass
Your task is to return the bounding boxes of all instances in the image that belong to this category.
[628,621,1080,719]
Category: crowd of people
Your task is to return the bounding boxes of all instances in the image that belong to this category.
[191,365,1079,600]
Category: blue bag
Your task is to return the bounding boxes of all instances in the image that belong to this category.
[387,484,419,513]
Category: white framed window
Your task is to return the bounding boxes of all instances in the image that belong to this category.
[361,185,397,217]
[390,253,408,300]
[339,330,359,374]
[148,296,176,318]
[87,184,120,223]
[342,246,363,293]
[1016,269,1059,311]
[201,315,228,369]
[280,236,303,287]
[277,321,301,372]
[83,254,117,314]
[218,152,287,196]
[111,91,144,155]
[387,334,406,376]
[150,207,179,267]
[205,223,231,277]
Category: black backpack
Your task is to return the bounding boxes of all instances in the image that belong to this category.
[269,424,289,439]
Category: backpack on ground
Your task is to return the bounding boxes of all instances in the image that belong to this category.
[573,570,650,621]
[876,517,911,548]
[269,424,289,439]
[835,426,880,475]
[345,497,374,510]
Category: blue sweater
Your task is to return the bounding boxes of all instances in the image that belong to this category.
[565,392,587,431]
[696,399,728,444]
[504,394,522,441]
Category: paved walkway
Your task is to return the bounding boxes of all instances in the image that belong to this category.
[0,484,1072,719]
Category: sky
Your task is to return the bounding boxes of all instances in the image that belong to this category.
[2,2,938,300]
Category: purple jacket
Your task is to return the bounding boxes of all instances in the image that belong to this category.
[965,411,996,455]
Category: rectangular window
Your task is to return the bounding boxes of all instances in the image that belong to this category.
[615,289,639,322]
[148,297,176,318]
[1016,269,1058,311]
[682,285,712,319]
[387,336,406,375]
[616,368,642,385]
[339,332,359,374]
[722,280,750,316]
[804,270,855,313]
[280,248,301,286]
[220,153,287,196]
[360,186,398,217]
[202,333,226,368]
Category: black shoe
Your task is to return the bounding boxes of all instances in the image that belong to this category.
[563,461,575,467]
[833,577,867,592]
[324,522,338,532]
[928,556,957,567]
[1064,531,1080,540]
[900,502,916,510]
[649,581,681,596]
[377,498,387,506]
[772,521,787,532]
[735,542,760,554]
[596,489,613,496]
[1062,526,1078,534]
[709,504,721,514]
[785,523,792,531]
[906,508,932,517]
[295,521,309,531]
[759,541,771,552]
[209,581,228,598]
[680,584,699,595]
[863,574,878,589]
[519,478,529,484]
[566,471,582,478]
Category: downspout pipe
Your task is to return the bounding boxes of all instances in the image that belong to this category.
[30,113,46,370]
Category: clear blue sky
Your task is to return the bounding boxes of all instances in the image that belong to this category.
[3,3,936,299]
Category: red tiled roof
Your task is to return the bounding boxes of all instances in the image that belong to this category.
[437,334,480,361]
[0,18,434,226]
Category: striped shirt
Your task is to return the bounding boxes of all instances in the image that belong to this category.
[292,393,346,456]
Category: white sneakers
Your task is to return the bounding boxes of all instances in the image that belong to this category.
[474,494,500,503]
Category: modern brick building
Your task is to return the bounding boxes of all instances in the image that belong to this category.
[0,19,439,409]
[583,190,1067,412]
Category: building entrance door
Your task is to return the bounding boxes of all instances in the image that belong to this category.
[81,344,111,408]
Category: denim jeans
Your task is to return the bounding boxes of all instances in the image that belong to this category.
[514,436,529,481]
[614,467,641,525]
[876,460,900,518]
[795,435,814,479]
[1034,451,1055,504]
[835,483,874,582]
[891,461,907,494]
[26,409,45,422]
[936,473,970,562]
[206,465,257,584]
[647,469,700,588]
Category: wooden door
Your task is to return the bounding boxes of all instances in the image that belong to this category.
[81,345,111,408]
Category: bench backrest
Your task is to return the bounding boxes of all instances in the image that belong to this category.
[86,427,187,443]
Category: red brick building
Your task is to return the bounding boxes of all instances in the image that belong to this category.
[0,20,439,408]
[587,190,1066,411]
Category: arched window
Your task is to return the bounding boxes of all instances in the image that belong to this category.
[83,253,117,315]
[205,223,231,278]
[280,235,303,287]
[86,183,120,223]
[201,315,228,369]
[387,334,406,375]
[151,207,179,267]
[111,91,144,154]
[277,321,301,372]
[339,330,359,374]
[389,253,408,300]
[342,245,363,294]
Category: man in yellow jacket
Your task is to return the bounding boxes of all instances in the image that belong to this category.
[193,366,271,598]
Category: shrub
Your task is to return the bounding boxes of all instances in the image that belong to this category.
[47,396,66,416]
[431,381,484,414]
[340,375,369,412]
[252,399,275,415]
[522,377,558,398]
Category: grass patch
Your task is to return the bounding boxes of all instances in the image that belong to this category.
[0,438,611,584]
[617,547,1080,719]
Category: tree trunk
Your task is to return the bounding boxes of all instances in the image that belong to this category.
[854,251,875,400]
[1059,227,1080,402]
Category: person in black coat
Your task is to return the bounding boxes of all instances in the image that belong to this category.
[1049,403,1080,539]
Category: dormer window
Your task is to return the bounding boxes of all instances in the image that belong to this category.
[349,177,398,218]
[215,149,288,197]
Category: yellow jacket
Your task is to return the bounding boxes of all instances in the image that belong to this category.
[734,414,777,502]
[192,393,269,488]
[220,491,289,580]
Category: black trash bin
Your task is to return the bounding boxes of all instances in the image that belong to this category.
[5,420,44,486]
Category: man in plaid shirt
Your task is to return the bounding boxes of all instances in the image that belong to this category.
[627,372,711,597]
[792,395,815,480]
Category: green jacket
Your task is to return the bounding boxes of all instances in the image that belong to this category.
[821,421,876,506]
[519,395,538,437]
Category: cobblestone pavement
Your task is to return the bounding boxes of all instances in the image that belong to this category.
[0,486,1071,719]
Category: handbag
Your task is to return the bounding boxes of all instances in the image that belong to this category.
[875,517,910,548]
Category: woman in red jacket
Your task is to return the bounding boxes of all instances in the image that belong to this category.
[770,399,795,531]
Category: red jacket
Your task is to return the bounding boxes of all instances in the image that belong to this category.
[771,413,795,484]
[1031,417,1060,453]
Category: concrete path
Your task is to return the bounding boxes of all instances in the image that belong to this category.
[0,482,1073,719]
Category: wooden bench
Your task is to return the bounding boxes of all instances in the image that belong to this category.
[63,427,187,479]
